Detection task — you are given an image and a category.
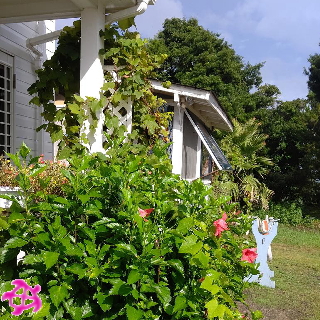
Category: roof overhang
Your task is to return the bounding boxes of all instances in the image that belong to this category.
[150,80,233,132]
[0,0,153,23]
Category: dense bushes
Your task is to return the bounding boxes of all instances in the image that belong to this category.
[0,155,67,197]
[254,201,313,226]
[0,139,261,319]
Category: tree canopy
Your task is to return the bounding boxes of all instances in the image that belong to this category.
[147,18,278,121]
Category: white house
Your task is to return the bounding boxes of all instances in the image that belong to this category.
[0,20,55,158]
[0,0,232,183]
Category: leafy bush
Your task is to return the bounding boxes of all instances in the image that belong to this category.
[0,154,67,197]
[254,201,312,226]
[0,140,261,320]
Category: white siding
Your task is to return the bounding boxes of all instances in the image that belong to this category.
[0,21,55,158]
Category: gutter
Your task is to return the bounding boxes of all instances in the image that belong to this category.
[26,0,155,61]
[105,0,155,25]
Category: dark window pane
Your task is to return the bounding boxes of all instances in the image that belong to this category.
[6,67,10,79]
[6,103,10,112]
[0,146,5,156]
[0,124,4,133]
[7,80,10,89]
[0,78,4,89]
[0,135,4,145]
[7,136,10,145]
[7,125,10,132]
[0,89,4,100]
[7,147,10,153]
[0,65,4,77]
[6,91,10,101]
[0,101,4,111]
[0,112,4,122]
[7,114,10,124]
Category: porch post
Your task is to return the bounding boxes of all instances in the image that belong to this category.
[80,1,105,153]
[171,93,184,175]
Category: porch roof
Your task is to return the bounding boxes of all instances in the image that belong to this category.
[150,80,233,132]
[0,0,145,23]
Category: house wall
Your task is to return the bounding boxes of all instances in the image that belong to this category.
[181,113,201,180]
[0,21,55,158]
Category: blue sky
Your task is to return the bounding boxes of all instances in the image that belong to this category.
[134,0,320,101]
[57,0,320,101]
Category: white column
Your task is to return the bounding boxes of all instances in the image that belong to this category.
[80,2,105,153]
[171,93,184,175]
[195,135,201,179]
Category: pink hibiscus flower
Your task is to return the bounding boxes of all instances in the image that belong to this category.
[241,248,258,263]
[213,213,229,237]
[138,208,154,221]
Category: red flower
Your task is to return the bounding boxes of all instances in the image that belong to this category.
[241,248,258,263]
[138,208,154,221]
[213,213,229,237]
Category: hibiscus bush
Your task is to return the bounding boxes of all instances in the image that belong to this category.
[0,135,261,319]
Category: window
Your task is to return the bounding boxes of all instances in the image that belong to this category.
[0,61,12,156]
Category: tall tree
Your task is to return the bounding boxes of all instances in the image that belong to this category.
[305,45,320,103]
[147,18,278,121]
[258,99,320,205]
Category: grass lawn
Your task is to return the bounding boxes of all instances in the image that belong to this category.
[243,224,320,320]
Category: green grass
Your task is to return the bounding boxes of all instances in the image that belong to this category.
[244,224,320,320]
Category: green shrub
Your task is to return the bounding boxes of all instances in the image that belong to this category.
[0,154,67,197]
[0,141,261,320]
[254,201,312,226]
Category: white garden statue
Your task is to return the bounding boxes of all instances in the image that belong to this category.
[246,216,279,288]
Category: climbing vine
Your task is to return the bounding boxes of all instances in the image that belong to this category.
[28,20,171,157]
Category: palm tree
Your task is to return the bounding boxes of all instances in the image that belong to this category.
[212,118,274,211]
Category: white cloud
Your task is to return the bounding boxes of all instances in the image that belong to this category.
[134,0,183,38]
[260,57,308,101]
[226,0,320,54]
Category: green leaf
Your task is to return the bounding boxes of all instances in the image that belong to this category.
[42,251,59,270]
[109,279,131,296]
[49,285,69,308]
[200,276,220,295]
[205,299,218,319]
[18,142,31,159]
[173,295,187,313]
[118,17,135,30]
[115,243,138,257]
[176,217,194,234]
[29,165,47,177]
[23,254,43,265]
[192,251,209,268]
[74,95,84,103]
[51,129,64,142]
[168,259,184,275]
[154,285,171,307]
[96,293,113,312]
[102,82,115,91]
[8,212,25,224]
[252,310,264,320]
[0,218,9,230]
[179,235,202,255]
[68,103,81,114]
[78,194,90,204]
[5,237,28,249]
[32,299,50,318]
[126,305,143,320]
[127,270,141,284]
[67,263,87,279]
